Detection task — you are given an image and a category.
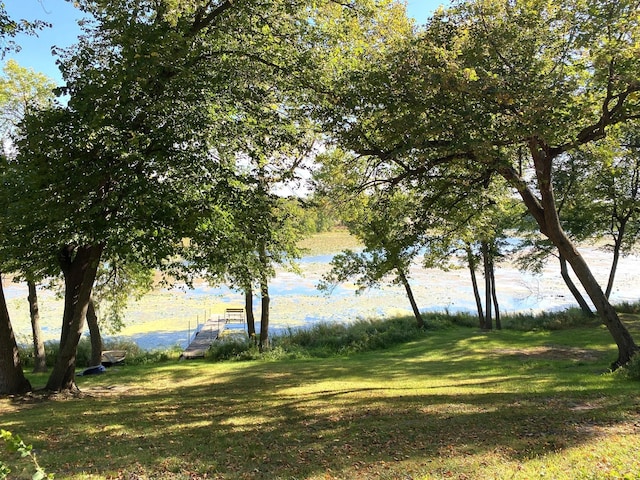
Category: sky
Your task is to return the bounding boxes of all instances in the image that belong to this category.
[3,0,445,86]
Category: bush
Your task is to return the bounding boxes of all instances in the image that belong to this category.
[19,337,182,369]
[273,316,426,357]
[614,301,640,314]
[617,353,640,380]
[206,336,255,361]
[501,308,599,331]
[1,429,53,480]
[204,316,428,363]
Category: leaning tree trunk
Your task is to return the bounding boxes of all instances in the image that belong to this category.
[27,280,47,373]
[86,298,103,367]
[481,241,493,330]
[244,285,256,343]
[559,254,594,317]
[465,244,485,328]
[46,244,103,392]
[397,268,425,328]
[500,144,638,368]
[605,221,626,300]
[0,274,32,394]
[555,233,638,368]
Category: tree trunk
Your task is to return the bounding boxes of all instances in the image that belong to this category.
[397,268,424,328]
[465,244,484,328]
[258,278,270,352]
[0,274,32,394]
[556,233,638,367]
[482,241,492,330]
[559,254,594,317]
[46,244,103,392]
[258,242,271,352]
[27,280,47,373]
[86,298,103,367]
[499,144,638,368]
[244,285,256,343]
[489,256,501,330]
[605,221,626,299]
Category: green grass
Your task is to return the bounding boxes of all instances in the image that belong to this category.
[2,315,640,480]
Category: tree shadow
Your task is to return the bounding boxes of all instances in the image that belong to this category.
[3,332,637,479]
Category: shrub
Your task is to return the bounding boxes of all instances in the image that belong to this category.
[501,308,599,331]
[206,336,255,361]
[618,353,640,380]
[1,429,53,480]
[614,301,640,314]
[274,316,426,357]
[19,337,182,369]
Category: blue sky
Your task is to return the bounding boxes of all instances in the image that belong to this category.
[4,0,444,85]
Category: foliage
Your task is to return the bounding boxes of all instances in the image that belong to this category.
[312,0,640,365]
[617,352,640,380]
[277,316,427,356]
[2,0,365,391]
[319,190,425,291]
[205,335,258,362]
[18,338,181,369]
[0,429,53,480]
[0,3,50,57]
[0,60,57,139]
[92,260,154,334]
[501,308,602,332]
[615,301,640,315]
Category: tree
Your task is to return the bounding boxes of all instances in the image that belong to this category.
[514,153,597,317]
[2,0,286,391]
[0,2,49,57]
[27,280,47,372]
[2,0,346,389]
[86,258,154,365]
[0,60,57,375]
[458,197,518,331]
[0,61,57,390]
[0,274,31,394]
[562,126,640,299]
[0,60,56,137]
[185,169,309,351]
[316,163,428,328]
[312,0,640,367]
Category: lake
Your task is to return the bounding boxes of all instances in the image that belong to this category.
[4,246,640,350]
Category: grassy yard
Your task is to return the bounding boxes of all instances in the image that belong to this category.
[2,319,640,479]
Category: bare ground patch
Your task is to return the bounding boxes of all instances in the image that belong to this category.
[493,345,604,362]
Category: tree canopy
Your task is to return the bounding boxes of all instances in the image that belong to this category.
[311,0,640,367]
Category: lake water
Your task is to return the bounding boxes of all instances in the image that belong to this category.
[4,246,640,350]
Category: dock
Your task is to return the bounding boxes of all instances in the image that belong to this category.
[181,308,246,359]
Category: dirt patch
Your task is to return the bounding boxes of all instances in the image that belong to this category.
[80,385,133,396]
[494,345,603,362]
[3,385,133,408]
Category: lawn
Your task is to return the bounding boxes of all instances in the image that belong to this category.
[2,321,640,479]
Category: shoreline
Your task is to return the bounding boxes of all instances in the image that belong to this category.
[4,245,640,350]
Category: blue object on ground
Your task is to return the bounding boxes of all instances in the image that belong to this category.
[79,365,106,376]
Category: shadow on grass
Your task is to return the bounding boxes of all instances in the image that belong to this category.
[3,327,638,479]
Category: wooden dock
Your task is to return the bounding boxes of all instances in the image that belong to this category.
[181,308,246,359]
[181,317,225,359]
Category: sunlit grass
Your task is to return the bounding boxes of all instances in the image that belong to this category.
[2,320,639,480]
